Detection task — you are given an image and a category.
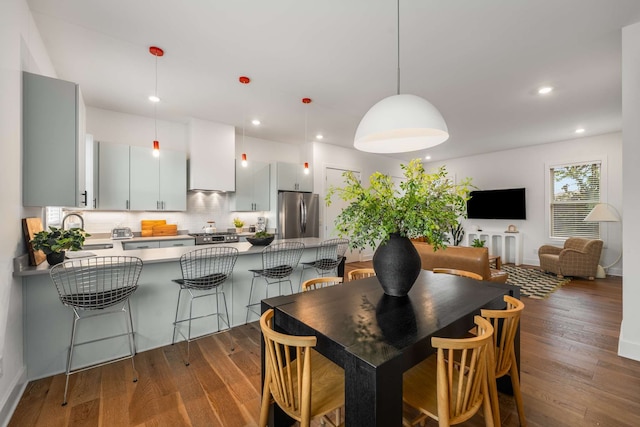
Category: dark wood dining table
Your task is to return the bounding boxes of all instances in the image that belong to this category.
[261,269,520,427]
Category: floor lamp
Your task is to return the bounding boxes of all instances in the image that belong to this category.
[584,203,621,277]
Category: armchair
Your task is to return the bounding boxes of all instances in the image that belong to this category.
[538,237,603,280]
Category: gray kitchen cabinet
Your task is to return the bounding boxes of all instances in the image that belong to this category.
[276,161,313,192]
[96,141,130,210]
[231,160,270,211]
[158,238,194,248]
[122,241,160,250]
[23,72,88,207]
[129,146,186,211]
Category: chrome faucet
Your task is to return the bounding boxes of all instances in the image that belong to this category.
[61,212,85,230]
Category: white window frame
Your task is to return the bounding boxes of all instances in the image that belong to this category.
[545,158,608,241]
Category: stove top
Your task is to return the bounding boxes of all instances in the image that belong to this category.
[189,231,239,245]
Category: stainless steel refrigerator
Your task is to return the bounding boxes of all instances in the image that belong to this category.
[278,192,319,239]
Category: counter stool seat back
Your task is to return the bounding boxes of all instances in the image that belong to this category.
[246,242,305,323]
[172,246,238,365]
[49,256,143,406]
[300,238,349,290]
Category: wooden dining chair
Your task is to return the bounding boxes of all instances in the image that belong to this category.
[481,295,526,427]
[347,268,376,281]
[403,316,496,427]
[301,276,344,292]
[260,309,344,427]
[433,267,483,281]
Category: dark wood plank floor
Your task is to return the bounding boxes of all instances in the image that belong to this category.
[9,263,639,427]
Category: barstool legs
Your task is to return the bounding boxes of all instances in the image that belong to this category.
[62,311,80,406]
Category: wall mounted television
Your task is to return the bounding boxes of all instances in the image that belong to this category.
[466,188,526,220]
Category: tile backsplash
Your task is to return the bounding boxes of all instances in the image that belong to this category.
[64,192,266,234]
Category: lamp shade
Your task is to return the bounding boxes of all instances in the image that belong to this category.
[354,94,449,153]
[584,203,620,222]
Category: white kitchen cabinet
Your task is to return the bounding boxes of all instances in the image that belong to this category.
[276,162,313,192]
[23,72,88,207]
[122,241,160,250]
[129,146,186,211]
[96,141,130,210]
[232,160,270,211]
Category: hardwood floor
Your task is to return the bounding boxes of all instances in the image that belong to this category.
[9,263,639,427]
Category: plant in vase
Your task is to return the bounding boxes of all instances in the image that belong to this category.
[31,226,91,266]
[233,217,245,233]
[326,159,472,296]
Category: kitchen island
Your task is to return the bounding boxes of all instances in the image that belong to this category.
[14,237,325,380]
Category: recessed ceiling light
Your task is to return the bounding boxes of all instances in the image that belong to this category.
[316,134,323,140]
[425,155,431,160]
[575,128,585,134]
[251,119,261,126]
[148,95,160,102]
[538,86,553,95]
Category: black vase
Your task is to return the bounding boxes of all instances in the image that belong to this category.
[46,251,65,266]
[372,233,421,297]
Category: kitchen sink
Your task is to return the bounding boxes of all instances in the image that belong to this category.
[81,243,114,250]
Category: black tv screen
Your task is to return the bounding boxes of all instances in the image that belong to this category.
[467,188,526,220]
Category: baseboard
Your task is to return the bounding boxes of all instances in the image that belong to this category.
[0,366,27,427]
[618,321,640,362]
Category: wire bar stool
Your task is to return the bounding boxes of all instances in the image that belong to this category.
[49,256,143,406]
[299,238,349,289]
[246,242,305,323]
[172,246,238,365]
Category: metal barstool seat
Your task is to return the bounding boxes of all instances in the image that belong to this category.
[172,246,238,365]
[50,256,143,406]
[246,242,304,323]
[300,238,349,289]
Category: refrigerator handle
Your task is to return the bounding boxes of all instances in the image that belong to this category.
[300,197,307,234]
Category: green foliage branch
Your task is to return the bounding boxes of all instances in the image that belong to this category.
[31,226,90,254]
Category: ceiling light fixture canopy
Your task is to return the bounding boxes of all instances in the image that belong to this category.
[149,46,164,157]
[354,0,449,154]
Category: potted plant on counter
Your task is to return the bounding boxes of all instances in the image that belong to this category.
[31,226,90,266]
[233,217,245,233]
[326,159,472,296]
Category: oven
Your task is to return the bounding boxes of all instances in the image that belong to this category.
[189,232,239,245]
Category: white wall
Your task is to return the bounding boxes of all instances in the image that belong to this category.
[0,0,57,423]
[426,133,623,272]
[620,22,640,361]
[87,107,187,151]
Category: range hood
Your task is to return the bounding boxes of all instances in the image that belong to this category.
[187,118,235,192]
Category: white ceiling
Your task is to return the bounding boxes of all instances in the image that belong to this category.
[27,0,640,162]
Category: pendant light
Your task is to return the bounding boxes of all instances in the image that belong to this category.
[149,46,164,157]
[302,98,311,174]
[354,0,449,153]
[239,76,250,167]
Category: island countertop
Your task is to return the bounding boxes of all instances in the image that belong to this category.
[14,237,325,277]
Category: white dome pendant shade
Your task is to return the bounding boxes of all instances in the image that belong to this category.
[354,94,449,153]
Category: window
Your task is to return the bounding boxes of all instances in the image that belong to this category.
[549,162,601,238]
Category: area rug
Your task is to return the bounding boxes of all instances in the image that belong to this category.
[502,265,571,299]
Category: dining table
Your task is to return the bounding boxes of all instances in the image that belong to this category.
[261,269,520,427]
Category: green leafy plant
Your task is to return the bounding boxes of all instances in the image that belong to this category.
[31,226,90,254]
[326,159,472,250]
[471,238,486,248]
[233,217,245,228]
[253,231,272,238]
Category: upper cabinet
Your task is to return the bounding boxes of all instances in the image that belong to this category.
[95,142,186,211]
[96,141,130,210]
[188,118,235,192]
[276,162,313,192]
[23,72,88,207]
[130,146,186,211]
[231,160,270,211]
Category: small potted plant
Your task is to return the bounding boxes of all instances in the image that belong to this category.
[471,238,486,248]
[31,226,90,266]
[233,217,245,233]
[326,159,472,296]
